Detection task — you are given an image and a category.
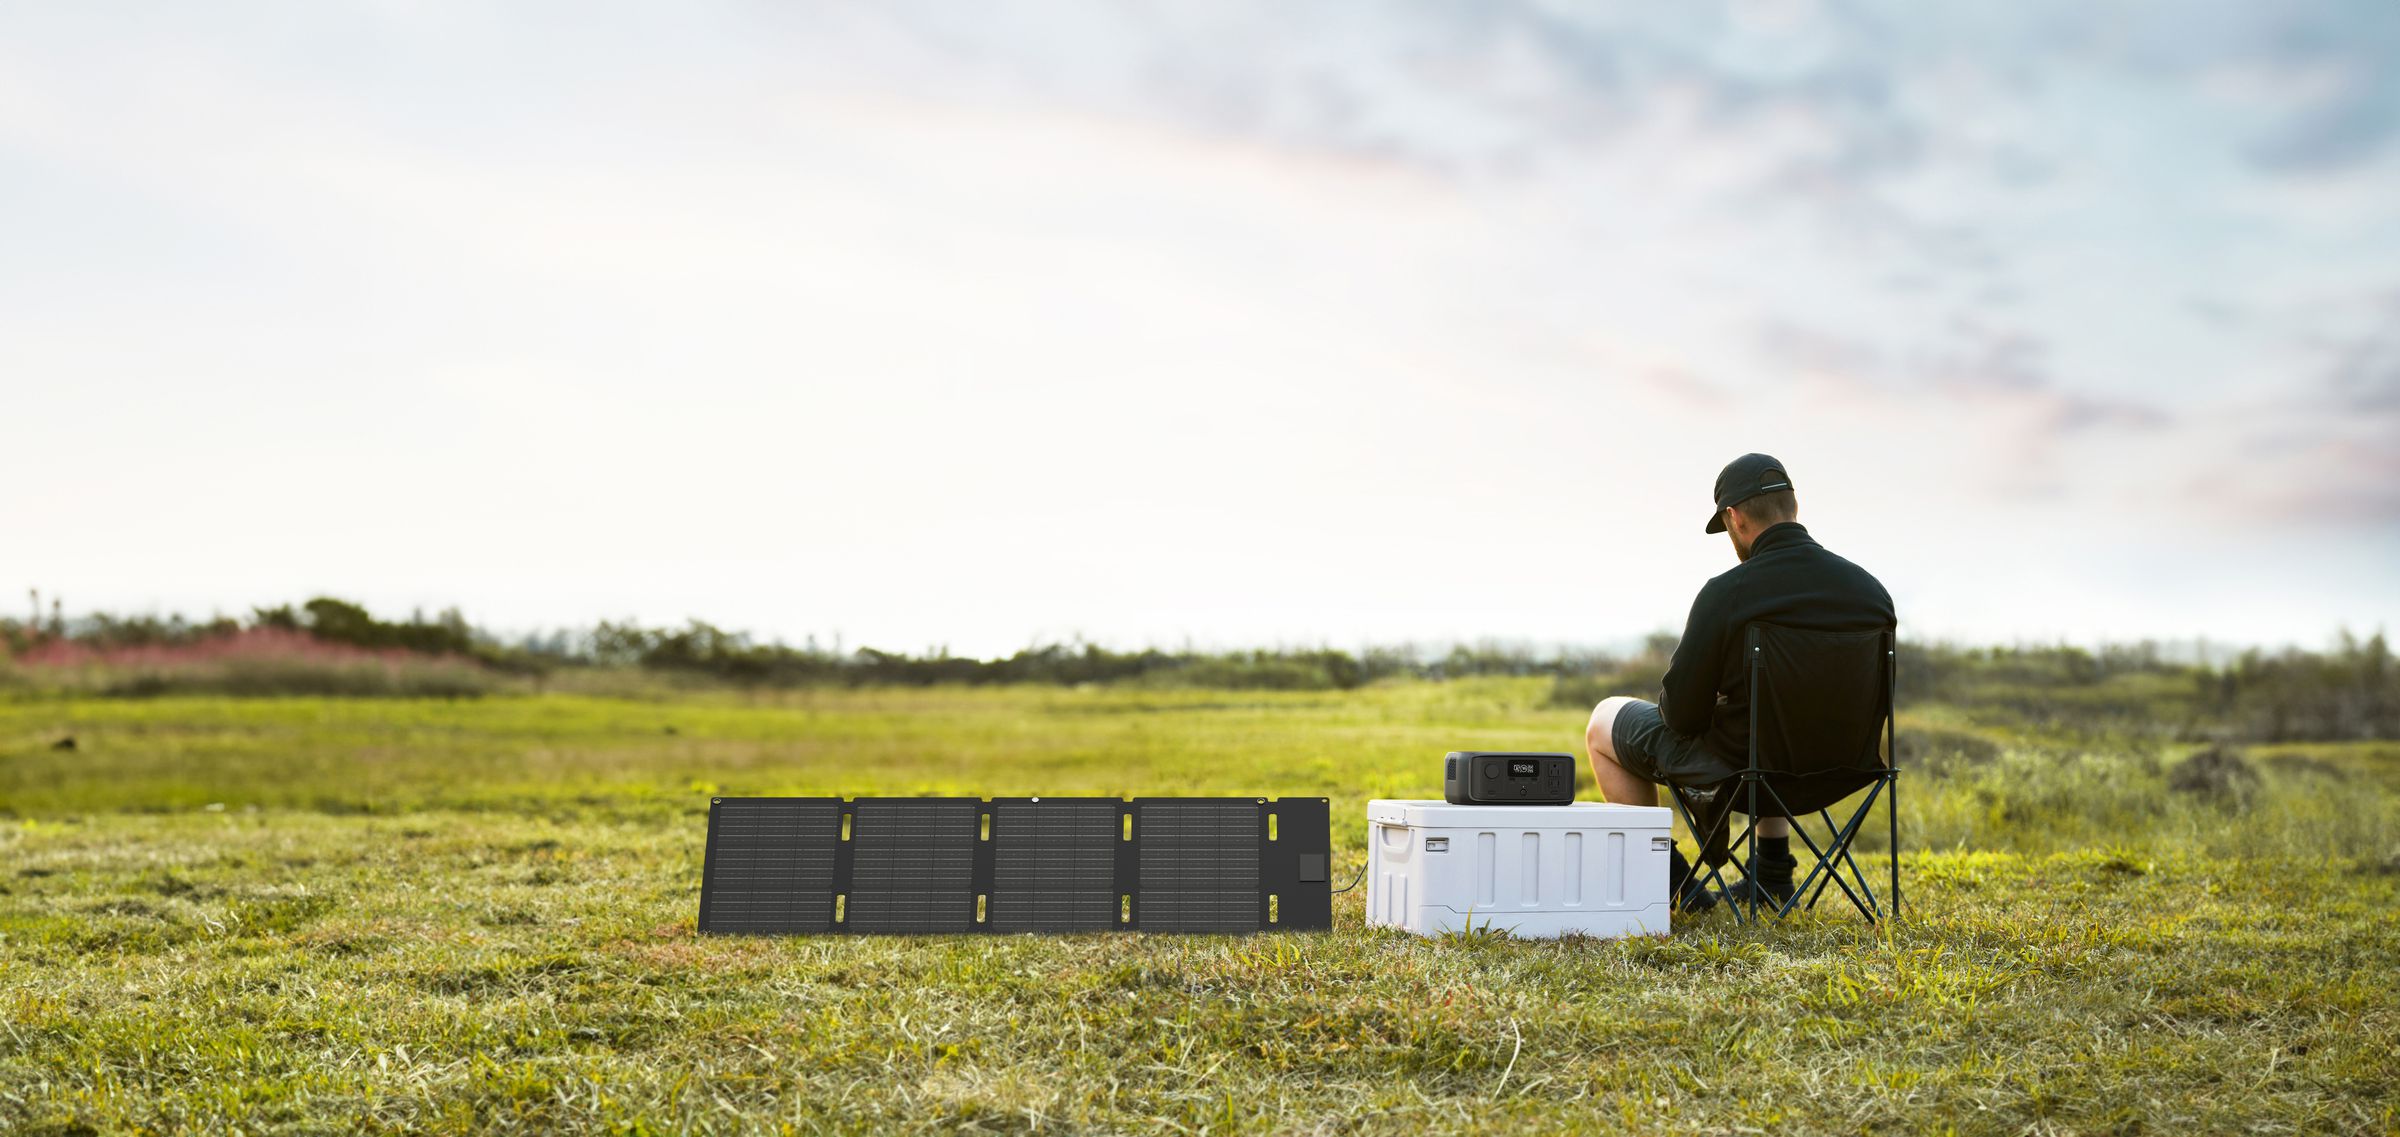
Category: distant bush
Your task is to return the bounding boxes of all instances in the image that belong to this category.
[2207,632,2399,741]
[250,597,474,656]
[1134,650,1361,691]
[588,625,1448,691]
[1546,632,1680,710]
[1893,728,2003,776]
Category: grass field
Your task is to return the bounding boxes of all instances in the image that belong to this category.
[3,682,2396,1134]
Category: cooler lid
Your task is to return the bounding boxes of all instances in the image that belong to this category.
[1366,799,1673,829]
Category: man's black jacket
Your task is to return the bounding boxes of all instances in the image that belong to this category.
[1659,522,1896,767]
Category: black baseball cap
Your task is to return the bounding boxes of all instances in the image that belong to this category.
[1704,453,1794,533]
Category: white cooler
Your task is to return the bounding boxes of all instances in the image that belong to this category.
[1365,800,1673,939]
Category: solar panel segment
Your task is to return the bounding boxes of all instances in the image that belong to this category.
[1135,799,1263,932]
[697,798,841,934]
[989,798,1120,932]
[847,798,980,933]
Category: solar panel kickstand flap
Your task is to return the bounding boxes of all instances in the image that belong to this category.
[698,796,1332,935]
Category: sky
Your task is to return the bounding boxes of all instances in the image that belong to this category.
[3,1,2397,657]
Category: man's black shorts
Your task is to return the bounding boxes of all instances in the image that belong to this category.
[1610,699,1740,787]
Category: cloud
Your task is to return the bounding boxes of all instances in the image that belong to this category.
[1756,322,1884,380]
[814,4,1940,191]
[1755,316,2170,430]
[2177,288,2400,526]
[2326,293,2400,413]
[2229,6,2400,172]
[1922,317,2050,393]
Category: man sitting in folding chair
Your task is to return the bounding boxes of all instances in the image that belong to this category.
[1583,453,1899,922]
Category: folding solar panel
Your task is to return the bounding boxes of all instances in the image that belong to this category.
[696,796,1331,935]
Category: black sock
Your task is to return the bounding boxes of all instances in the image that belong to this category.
[1760,836,1794,879]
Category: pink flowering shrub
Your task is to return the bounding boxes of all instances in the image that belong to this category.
[5,627,496,698]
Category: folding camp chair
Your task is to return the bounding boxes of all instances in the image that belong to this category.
[1667,623,1899,924]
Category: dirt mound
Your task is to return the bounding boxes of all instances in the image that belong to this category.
[2168,743,2261,806]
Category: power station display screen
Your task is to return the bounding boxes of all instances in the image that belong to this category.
[1508,760,1541,779]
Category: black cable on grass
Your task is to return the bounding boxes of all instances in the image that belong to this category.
[1330,859,1368,894]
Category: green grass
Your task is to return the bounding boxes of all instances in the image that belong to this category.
[3,682,2396,1134]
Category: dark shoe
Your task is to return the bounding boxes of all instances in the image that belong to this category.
[1720,852,1799,910]
[1719,876,1794,909]
[1669,848,1718,915]
[1675,880,1719,915]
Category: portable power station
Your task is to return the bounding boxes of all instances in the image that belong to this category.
[1443,751,1576,805]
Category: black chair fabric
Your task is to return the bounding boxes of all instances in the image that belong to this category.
[1742,623,1891,816]
[1751,625,1888,775]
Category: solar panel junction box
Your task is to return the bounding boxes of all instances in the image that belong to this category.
[699,796,1331,935]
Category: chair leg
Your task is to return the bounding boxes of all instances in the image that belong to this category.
[1819,808,1882,914]
[1667,789,1725,918]
[1794,789,1893,920]
[1728,815,1766,925]
[1773,780,1887,922]
[1784,808,1847,917]
[1890,771,1901,923]
[1744,774,1760,923]
[1794,815,1843,915]
[1667,788,1755,925]
[1674,781,1899,926]
[1715,817,1757,923]
[1812,791,1886,921]
[1808,842,1878,922]
[1754,781,1859,920]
